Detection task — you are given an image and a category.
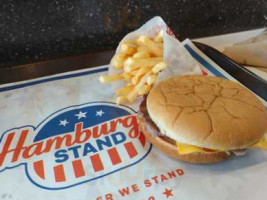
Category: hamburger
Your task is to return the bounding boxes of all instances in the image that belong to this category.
[138,75,267,164]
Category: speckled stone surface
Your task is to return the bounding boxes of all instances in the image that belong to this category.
[0,0,266,67]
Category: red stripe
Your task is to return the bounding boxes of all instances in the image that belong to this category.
[33,160,45,179]
[124,142,138,158]
[138,132,146,147]
[90,154,104,172]
[54,165,66,182]
[108,147,122,165]
[72,160,85,178]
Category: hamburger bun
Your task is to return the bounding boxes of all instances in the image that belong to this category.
[138,75,267,164]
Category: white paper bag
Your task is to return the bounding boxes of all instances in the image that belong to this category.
[109,16,202,92]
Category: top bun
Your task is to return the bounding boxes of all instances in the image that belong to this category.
[147,75,267,150]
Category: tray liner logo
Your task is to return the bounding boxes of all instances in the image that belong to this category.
[0,102,151,189]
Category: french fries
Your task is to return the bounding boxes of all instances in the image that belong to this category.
[147,74,158,85]
[124,57,163,72]
[133,51,150,58]
[127,72,150,103]
[99,74,123,83]
[111,53,128,69]
[120,43,136,55]
[154,30,163,42]
[138,85,151,95]
[121,73,131,81]
[116,85,134,96]
[137,45,150,53]
[130,69,139,75]
[131,67,152,85]
[137,35,163,56]
[116,96,128,105]
[152,62,167,73]
[99,30,167,104]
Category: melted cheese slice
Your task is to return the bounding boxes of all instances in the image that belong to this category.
[251,134,267,151]
[176,143,206,155]
[176,132,267,155]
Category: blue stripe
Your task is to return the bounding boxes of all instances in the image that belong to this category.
[184,44,226,78]
[0,67,108,93]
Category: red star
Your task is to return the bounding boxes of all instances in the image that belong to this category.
[163,188,173,198]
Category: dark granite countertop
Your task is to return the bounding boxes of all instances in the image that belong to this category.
[0,0,266,68]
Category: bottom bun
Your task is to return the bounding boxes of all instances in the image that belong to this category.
[139,120,232,164]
